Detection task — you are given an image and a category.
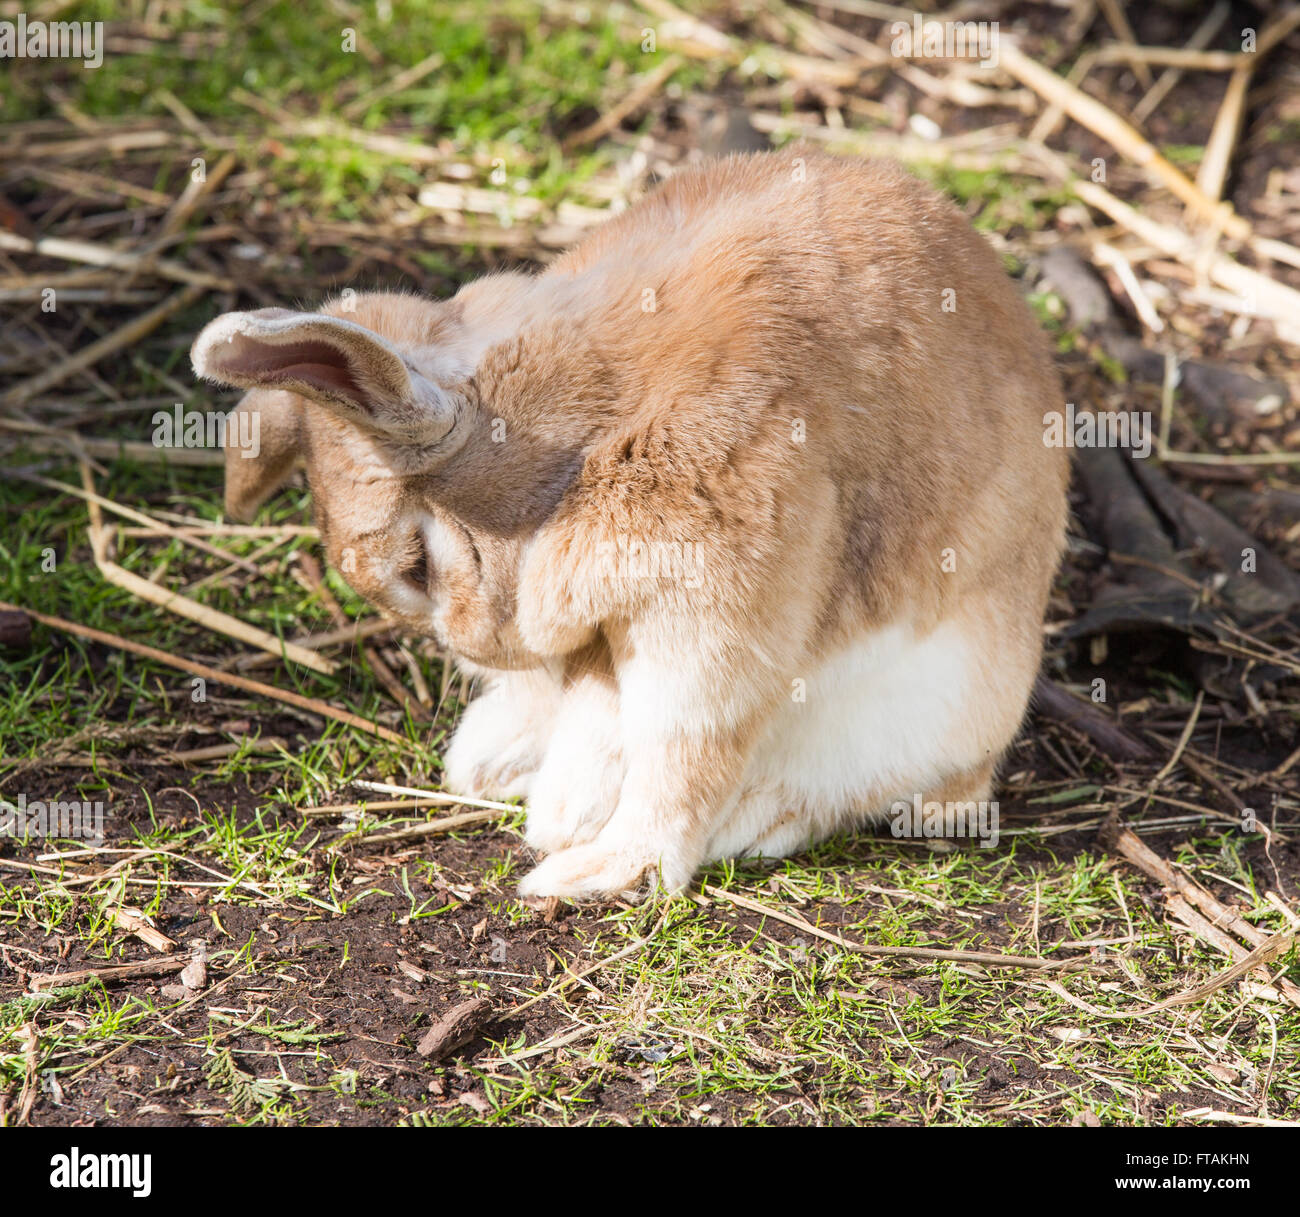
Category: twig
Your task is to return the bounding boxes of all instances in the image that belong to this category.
[69,462,335,673]
[165,738,286,763]
[3,129,176,160]
[1125,927,1298,1016]
[702,885,1079,970]
[1001,41,1250,239]
[1132,2,1229,124]
[92,552,338,675]
[27,957,190,991]
[15,1024,38,1125]
[231,617,394,671]
[341,51,445,120]
[347,808,509,847]
[14,470,262,576]
[121,525,319,538]
[152,87,218,143]
[157,151,238,240]
[300,798,457,818]
[1104,826,1300,1007]
[0,418,224,466]
[1031,677,1154,762]
[1093,242,1164,332]
[563,54,684,150]
[1196,62,1251,207]
[0,230,234,290]
[110,907,176,954]
[476,1021,594,1068]
[1153,690,1204,782]
[1185,1110,1300,1127]
[1096,45,1240,71]
[3,283,206,406]
[0,600,410,746]
[350,778,517,812]
[1267,743,1300,782]
[1052,164,1300,341]
[1096,0,1154,87]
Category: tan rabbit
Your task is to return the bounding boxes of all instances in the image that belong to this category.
[192,148,1069,899]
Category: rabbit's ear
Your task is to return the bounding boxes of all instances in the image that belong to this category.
[223,390,303,523]
[191,308,468,461]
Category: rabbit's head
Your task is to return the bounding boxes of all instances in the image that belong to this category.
[191,288,604,669]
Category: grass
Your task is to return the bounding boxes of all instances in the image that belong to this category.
[3,664,1295,1129]
[5,0,699,221]
[10,2,654,132]
[2,0,1298,1128]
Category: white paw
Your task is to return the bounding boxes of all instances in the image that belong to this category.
[443,735,537,800]
[443,717,542,799]
[441,678,557,800]
[522,747,623,854]
[520,672,624,853]
[518,830,695,901]
[518,841,654,901]
[522,800,583,854]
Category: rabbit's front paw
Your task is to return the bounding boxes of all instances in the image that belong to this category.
[443,718,542,800]
[517,840,654,901]
[522,750,623,854]
[441,678,558,800]
[522,796,585,855]
[518,826,694,901]
[521,674,623,853]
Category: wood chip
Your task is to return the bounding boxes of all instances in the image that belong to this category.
[111,907,176,954]
[416,996,493,1059]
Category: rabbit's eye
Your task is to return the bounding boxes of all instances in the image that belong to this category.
[400,534,430,594]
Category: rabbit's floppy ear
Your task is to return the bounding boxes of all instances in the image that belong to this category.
[222,390,303,523]
[191,308,470,464]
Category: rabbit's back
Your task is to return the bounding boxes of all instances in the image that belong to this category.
[542,148,1067,647]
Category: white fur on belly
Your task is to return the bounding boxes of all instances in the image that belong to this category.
[707,620,978,859]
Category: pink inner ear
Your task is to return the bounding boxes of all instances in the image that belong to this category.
[220,337,368,410]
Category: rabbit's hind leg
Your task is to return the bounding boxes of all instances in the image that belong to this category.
[712,757,997,861]
[706,620,1002,862]
[920,760,995,806]
[704,781,815,863]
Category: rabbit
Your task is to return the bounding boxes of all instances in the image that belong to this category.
[191,147,1069,900]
